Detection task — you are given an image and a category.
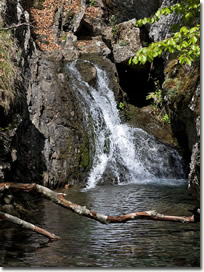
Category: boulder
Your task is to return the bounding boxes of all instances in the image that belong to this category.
[24,53,93,188]
[76,37,111,57]
[76,61,97,86]
[125,104,179,148]
[111,19,142,64]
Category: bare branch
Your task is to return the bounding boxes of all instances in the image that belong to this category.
[0,183,196,225]
[0,23,33,31]
[0,211,60,240]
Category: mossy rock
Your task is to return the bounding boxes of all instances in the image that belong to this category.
[163,59,200,114]
[125,104,179,148]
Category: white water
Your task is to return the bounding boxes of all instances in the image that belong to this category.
[66,60,186,189]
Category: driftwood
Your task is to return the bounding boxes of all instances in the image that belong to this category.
[0,211,60,240]
[0,182,197,241]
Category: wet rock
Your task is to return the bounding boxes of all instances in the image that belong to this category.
[80,54,123,101]
[189,141,200,204]
[76,61,97,86]
[25,54,91,187]
[125,104,179,148]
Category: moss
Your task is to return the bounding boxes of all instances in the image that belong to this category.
[21,0,46,10]
[59,137,73,160]
[164,59,200,110]
[79,143,89,169]
[0,30,15,114]
[79,132,92,171]
[59,132,92,172]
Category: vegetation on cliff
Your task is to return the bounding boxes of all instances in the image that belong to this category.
[129,0,200,66]
[0,30,16,114]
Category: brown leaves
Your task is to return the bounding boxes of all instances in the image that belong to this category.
[29,0,81,52]
[28,0,104,52]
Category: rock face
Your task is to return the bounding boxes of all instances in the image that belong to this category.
[146,0,200,203]
[23,54,91,187]
[104,0,163,22]
[22,52,122,188]
[149,0,181,42]
[0,0,200,201]
[162,58,200,204]
[111,19,142,64]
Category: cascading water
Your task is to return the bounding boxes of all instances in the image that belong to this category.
[66,60,186,189]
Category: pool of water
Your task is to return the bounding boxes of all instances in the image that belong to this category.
[0,182,200,267]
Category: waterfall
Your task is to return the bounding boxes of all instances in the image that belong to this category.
[66,60,185,189]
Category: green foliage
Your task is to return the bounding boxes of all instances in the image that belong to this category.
[162,113,171,124]
[109,15,119,37]
[146,80,171,124]
[109,15,117,26]
[135,0,200,27]
[119,102,125,110]
[129,0,200,66]
[89,0,96,7]
[119,40,129,46]
[146,80,162,107]
[112,25,119,37]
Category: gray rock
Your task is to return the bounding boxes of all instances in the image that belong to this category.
[188,141,200,204]
[111,19,142,64]
[73,0,86,33]
[149,0,181,42]
[104,0,163,22]
[76,61,97,86]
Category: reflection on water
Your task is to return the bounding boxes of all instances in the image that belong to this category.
[0,182,200,267]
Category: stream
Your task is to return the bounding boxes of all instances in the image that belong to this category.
[0,182,200,267]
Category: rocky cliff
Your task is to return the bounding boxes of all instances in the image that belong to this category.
[149,0,200,203]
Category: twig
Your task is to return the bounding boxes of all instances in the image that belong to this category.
[0,22,33,31]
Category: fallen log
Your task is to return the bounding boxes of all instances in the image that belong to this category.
[0,182,196,225]
[0,211,60,240]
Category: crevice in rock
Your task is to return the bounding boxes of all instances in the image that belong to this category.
[116,57,165,108]
[116,63,152,107]
[76,21,93,40]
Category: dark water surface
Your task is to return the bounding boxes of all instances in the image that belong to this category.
[0,182,200,267]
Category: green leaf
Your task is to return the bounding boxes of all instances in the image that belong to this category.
[132,56,139,65]
[191,36,198,44]
[180,26,188,34]
[139,54,147,64]
[185,12,192,21]
[128,58,132,65]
